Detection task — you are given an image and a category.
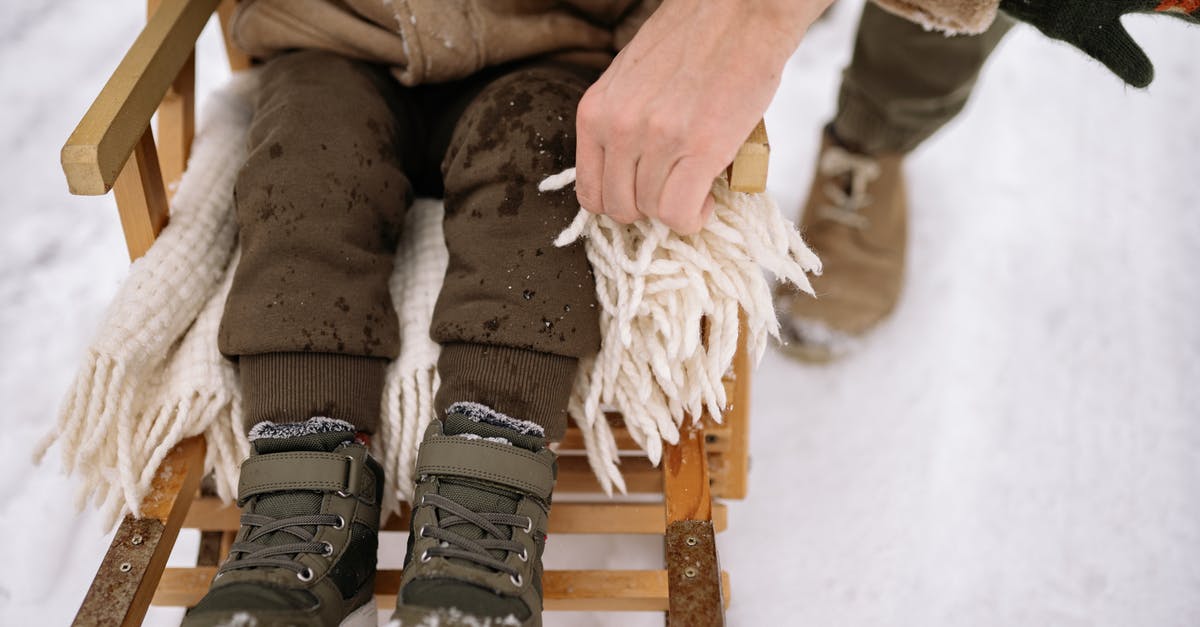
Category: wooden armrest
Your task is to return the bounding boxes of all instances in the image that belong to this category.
[61,0,219,196]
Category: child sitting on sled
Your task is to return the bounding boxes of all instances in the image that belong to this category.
[184,2,646,625]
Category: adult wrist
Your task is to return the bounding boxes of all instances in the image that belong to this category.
[729,0,832,63]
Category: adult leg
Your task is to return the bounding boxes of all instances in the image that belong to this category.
[776,5,1012,361]
[834,2,1013,154]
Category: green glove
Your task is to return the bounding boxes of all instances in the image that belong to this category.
[1000,0,1200,87]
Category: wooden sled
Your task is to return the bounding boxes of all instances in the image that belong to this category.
[61,1,770,625]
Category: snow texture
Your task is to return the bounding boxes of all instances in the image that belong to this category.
[2,2,1200,626]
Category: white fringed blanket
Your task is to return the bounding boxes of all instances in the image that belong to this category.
[37,71,820,527]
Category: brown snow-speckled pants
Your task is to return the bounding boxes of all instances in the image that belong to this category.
[218,50,601,440]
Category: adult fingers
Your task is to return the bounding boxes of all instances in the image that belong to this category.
[633,115,682,221]
[657,156,720,235]
[574,89,607,214]
[602,148,642,224]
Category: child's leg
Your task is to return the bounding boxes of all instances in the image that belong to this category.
[219,50,420,435]
[393,61,600,627]
[432,62,603,442]
[188,50,413,627]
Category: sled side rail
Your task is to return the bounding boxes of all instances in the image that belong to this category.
[72,437,206,627]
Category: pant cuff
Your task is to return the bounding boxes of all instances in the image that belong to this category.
[435,343,577,441]
[239,352,387,434]
[833,84,927,155]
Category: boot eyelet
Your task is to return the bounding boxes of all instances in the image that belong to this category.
[510,573,523,587]
[518,548,528,562]
[333,515,346,530]
[420,550,432,563]
[297,567,314,582]
[322,542,334,557]
[418,525,428,538]
[523,517,533,534]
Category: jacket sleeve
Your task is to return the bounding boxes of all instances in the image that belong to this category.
[871,0,1001,34]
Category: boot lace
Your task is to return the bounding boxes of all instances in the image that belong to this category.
[816,146,881,229]
[217,512,345,579]
[416,493,532,580]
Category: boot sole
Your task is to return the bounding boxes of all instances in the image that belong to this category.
[340,599,378,627]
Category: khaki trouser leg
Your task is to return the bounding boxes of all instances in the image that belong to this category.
[833,2,1013,155]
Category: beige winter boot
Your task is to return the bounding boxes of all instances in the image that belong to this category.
[775,129,907,362]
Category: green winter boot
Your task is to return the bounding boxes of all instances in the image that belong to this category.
[182,417,383,627]
[391,402,556,627]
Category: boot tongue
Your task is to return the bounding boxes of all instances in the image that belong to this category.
[246,418,359,549]
[435,404,546,561]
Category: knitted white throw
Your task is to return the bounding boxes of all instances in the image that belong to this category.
[37,72,820,526]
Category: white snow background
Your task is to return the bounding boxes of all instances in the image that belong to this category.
[2,1,1198,625]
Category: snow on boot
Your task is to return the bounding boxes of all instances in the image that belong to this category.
[390,402,555,627]
[183,417,383,627]
[775,128,907,362]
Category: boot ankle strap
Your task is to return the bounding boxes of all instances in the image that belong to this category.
[238,447,374,505]
[415,437,555,500]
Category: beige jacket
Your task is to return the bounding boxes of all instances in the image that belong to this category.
[231,0,1001,87]
[230,0,660,85]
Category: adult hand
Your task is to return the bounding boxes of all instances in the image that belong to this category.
[574,0,829,234]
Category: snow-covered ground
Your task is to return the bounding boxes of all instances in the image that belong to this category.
[2,1,1198,625]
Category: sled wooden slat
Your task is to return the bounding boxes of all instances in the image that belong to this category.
[184,497,727,534]
[154,50,194,197]
[112,128,170,261]
[719,314,752,499]
[73,437,206,627]
[154,567,730,612]
[152,0,196,198]
[61,0,219,195]
[555,455,663,493]
[557,424,734,453]
[728,120,769,193]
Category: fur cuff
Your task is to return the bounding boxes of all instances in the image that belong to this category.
[447,401,546,438]
[247,416,357,441]
[872,0,1000,35]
